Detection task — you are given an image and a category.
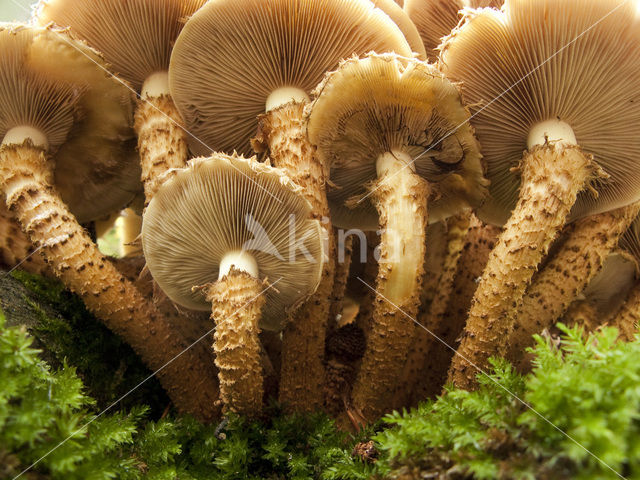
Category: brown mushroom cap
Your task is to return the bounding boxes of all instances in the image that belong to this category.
[0,23,139,222]
[307,53,486,230]
[405,0,463,61]
[35,0,207,92]
[169,0,412,157]
[440,0,640,226]
[142,153,324,331]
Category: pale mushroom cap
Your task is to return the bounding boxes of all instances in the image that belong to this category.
[35,0,207,91]
[307,53,487,230]
[142,153,324,331]
[440,0,640,226]
[405,0,463,61]
[371,0,427,59]
[169,0,413,157]
[0,24,139,223]
[582,251,637,315]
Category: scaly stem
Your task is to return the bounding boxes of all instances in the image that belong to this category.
[506,202,640,369]
[610,284,640,342]
[254,101,335,413]
[396,212,470,408]
[135,92,188,203]
[448,144,602,389]
[0,142,220,421]
[351,150,429,422]
[0,200,49,276]
[563,300,600,333]
[207,269,266,416]
[417,220,499,400]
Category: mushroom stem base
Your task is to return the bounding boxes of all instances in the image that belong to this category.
[253,102,335,413]
[448,144,604,389]
[0,142,221,422]
[351,151,430,422]
[135,94,188,203]
[506,201,640,370]
[207,270,266,416]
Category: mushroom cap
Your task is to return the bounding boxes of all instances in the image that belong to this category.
[370,0,427,59]
[142,153,324,331]
[35,0,206,91]
[582,251,637,316]
[307,53,487,230]
[169,0,413,157]
[440,0,640,226]
[0,24,139,223]
[405,0,463,61]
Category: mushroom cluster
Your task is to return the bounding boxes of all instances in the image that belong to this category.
[2,0,640,426]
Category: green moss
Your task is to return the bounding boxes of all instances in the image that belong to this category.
[9,270,167,416]
[376,325,640,479]
[0,311,373,480]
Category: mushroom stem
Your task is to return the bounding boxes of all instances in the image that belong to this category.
[351,150,429,421]
[253,101,335,413]
[329,232,353,331]
[396,211,470,408]
[506,202,640,370]
[134,89,188,203]
[0,142,221,421]
[448,144,603,389]
[563,299,600,333]
[206,268,266,416]
[265,86,310,112]
[610,283,640,342]
[419,221,499,400]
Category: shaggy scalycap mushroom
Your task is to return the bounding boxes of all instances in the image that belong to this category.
[169,0,412,156]
[441,0,640,388]
[308,53,486,420]
[143,153,324,414]
[170,0,412,412]
[0,24,220,421]
[36,0,207,202]
[310,54,486,231]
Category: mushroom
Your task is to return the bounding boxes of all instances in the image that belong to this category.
[371,0,427,59]
[404,0,502,61]
[506,202,640,369]
[0,24,220,421]
[440,0,640,388]
[142,153,324,415]
[36,0,207,202]
[169,0,412,411]
[307,53,486,420]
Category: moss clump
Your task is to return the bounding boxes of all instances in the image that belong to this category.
[7,270,167,415]
[0,310,374,479]
[376,325,640,479]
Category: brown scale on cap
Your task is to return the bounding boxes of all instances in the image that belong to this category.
[506,203,640,370]
[170,0,413,412]
[0,25,220,421]
[441,0,640,389]
[36,0,207,203]
[308,53,486,421]
[142,154,324,416]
